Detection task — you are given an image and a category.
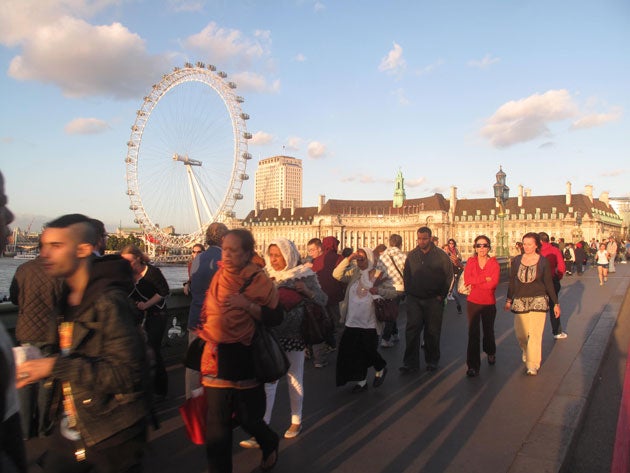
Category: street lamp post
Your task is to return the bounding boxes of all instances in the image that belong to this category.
[493,166,510,257]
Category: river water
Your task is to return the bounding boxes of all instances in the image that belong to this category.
[0,257,189,299]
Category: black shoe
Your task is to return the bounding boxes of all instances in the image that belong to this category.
[466,368,478,377]
[261,447,278,471]
[457,305,462,314]
[426,364,437,372]
[488,355,496,365]
[373,367,388,387]
[399,366,419,375]
[351,383,368,393]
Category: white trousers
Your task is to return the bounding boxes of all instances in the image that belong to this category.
[264,349,305,426]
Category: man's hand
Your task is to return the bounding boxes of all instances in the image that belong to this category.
[16,357,57,389]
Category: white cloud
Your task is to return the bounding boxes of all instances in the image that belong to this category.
[2,7,170,99]
[307,141,327,159]
[249,131,274,146]
[184,22,271,69]
[468,53,500,69]
[415,59,444,76]
[480,89,579,148]
[231,71,280,93]
[285,136,302,151]
[314,2,326,12]
[405,178,426,187]
[570,107,622,130]
[600,169,625,177]
[64,117,109,134]
[294,53,306,62]
[393,88,410,106]
[378,42,406,75]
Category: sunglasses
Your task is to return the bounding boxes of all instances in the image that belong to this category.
[475,243,490,248]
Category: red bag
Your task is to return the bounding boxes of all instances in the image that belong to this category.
[179,390,207,445]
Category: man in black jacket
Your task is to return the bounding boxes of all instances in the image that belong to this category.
[16,214,149,473]
[401,226,453,373]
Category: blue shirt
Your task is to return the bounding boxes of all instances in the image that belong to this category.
[188,246,222,329]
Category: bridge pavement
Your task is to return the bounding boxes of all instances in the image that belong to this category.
[25,263,630,472]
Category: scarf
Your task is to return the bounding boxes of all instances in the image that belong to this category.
[199,262,279,345]
[265,238,316,284]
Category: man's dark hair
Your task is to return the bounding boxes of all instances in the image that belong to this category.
[341,247,353,258]
[205,222,229,246]
[417,226,432,237]
[89,219,106,241]
[389,234,402,248]
[538,232,550,243]
[308,238,322,247]
[46,214,96,245]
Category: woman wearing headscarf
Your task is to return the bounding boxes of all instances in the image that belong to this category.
[333,248,397,392]
[198,229,281,472]
[241,237,327,448]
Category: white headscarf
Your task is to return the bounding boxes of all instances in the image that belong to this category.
[356,247,376,298]
[265,238,315,283]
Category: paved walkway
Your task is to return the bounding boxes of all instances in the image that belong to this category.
[25,263,629,472]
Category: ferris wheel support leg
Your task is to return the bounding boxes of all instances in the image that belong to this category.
[185,164,203,231]
[189,171,214,223]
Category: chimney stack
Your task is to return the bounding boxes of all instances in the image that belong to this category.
[518,185,523,207]
[449,186,457,213]
[599,191,609,206]
[584,185,593,203]
[525,188,532,197]
[291,199,295,216]
[278,199,283,217]
[318,195,326,213]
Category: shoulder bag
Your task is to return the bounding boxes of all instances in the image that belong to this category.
[251,321,289,383]
[457,271,471,296]
[301,300,333,345]
[373,297,399,322]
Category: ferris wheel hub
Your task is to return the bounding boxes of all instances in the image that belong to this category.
[172,153,202,166]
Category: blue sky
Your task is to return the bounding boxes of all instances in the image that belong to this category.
[1,0,628,234]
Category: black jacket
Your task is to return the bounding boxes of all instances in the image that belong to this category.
[403,244,454,300]
[50,255,149,447]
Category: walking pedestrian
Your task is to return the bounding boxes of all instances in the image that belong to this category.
[505,232,560,376]
[463,235,500,377]
[375,234,407,347]
[400,226,453,374]
[539,232,567,340]
[595,242,611,285]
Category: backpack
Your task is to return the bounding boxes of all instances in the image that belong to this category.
[563,248,571,260]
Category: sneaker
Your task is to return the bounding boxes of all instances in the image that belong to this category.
[600,282,604,286]
[554,332,568,340]
[526,369,538,376]
[284,423,302,439]
[380,339,395,348]
[466,368,478,377]
[239,437,260,449]
[314,361,328,368]
[447,294,455,301]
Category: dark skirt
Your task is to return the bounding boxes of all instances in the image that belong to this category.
[336,326,386,386]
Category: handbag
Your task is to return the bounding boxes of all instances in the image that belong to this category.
[183,336,206,371]
[301,301,333,345]
[251,321,290,383]
[457,272,471,295]
[178,388,207,445]
[373,297,399,322]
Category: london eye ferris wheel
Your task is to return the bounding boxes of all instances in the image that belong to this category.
[125,62,252,247]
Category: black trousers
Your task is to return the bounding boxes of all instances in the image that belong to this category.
[466,301,497,371]
[205,384,278,473]
[41,422,146,473]
[403,295,445,368]
[548,279,562,336]
[144,311,168,396]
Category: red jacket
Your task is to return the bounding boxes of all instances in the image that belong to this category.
[540,242,565,280]
[464,256,500,305]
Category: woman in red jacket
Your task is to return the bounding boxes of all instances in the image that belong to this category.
[463,235,500,377]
